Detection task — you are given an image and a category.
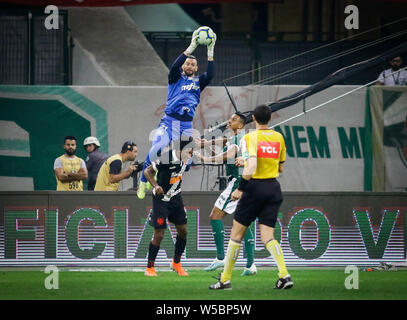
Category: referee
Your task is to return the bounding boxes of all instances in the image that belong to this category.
[210,104,293,290]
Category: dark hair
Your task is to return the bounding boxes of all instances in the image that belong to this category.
[253,104,272,125]
[390,55,402,62]
[121,140,137,153]
[187,55,197,61]
[64,136,77,142]
[235,112,247,125]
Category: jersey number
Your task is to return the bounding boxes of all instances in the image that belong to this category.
[69,181,80,190]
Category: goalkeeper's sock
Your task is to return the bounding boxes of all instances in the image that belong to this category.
[266,239,289,278]
[211,219,225,260]
[243,228,255,268]
[220,239,241,283]
[147,242,160,268]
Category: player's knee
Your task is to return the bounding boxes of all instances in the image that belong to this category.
[152,230,165,244]
[209,208,224,220]
[177,227,187,239]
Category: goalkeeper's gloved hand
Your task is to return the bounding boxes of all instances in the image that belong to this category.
[207,31,217,59]
[185,29,199,56]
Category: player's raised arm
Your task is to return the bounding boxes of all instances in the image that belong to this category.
[200,31,216,90]
[184,29,199,57]
[207,31,216,62]
[168,30,199,84]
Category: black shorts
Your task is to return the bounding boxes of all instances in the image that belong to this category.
[149,194,187,229]
[234,178,283,228]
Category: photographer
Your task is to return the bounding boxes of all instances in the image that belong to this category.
[94,141,138,191]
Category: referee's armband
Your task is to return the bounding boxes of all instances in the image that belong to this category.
[238,177,250,191]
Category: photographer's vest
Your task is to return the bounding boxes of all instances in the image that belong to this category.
[56,155,84,191]
[94,154,123,191]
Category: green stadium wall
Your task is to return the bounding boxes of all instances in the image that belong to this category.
[2,85,406,192]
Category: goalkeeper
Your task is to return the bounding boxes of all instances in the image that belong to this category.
[137,28,216,199]
[194,113,256,276]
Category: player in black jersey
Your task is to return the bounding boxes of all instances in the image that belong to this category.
[143,138,194,277]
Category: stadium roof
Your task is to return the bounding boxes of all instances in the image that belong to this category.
[125,4,199,32]
[0,0,281,6]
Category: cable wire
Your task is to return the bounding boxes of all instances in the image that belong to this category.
[254,29,407,86]
[269,66,407,129]
[222,16,407,83]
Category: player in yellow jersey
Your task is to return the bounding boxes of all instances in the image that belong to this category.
[54,136,88,191]
[94,141,138,191]
[209,104,293,290]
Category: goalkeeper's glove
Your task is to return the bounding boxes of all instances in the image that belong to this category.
[185,29,199,56]
[207,32,217,59]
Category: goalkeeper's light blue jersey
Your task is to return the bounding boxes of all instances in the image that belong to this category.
[165,74,201,121]
[164,53,213,122]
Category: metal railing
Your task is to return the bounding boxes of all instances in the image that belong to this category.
[0,9,69,85]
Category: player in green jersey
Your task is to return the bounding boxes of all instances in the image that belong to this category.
[194,113,256,276]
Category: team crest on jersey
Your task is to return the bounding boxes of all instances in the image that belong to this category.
[257,141,280,158]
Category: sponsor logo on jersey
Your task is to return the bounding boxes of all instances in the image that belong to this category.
[170,175,182,184]
[181,83,199,91]
[257,141,280,158]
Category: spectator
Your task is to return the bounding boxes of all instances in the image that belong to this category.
[376,56,407,86]
[83,136,109,191]
[54,136,88,191]
[94,141,138,191]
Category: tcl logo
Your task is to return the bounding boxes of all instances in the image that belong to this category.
[257,142,280,158]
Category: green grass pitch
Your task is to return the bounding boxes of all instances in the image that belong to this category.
[0,268,406,300]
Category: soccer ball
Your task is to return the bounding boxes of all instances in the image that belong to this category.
[196,26,215,46]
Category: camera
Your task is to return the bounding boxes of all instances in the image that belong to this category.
[130,160,145,178]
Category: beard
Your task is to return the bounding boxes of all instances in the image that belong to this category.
[183,70,195,77]
[391,65,400,71]
[65,148,76,156]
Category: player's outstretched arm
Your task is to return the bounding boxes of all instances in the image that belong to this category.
[199,32,216,90]
[194,145,237,164]
[184,29,199,56]
[207,31,216,61]
[168,30,198,84]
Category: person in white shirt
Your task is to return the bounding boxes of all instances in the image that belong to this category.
[376,56,407,86]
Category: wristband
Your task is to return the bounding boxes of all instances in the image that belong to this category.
[207,47,214,59]
[238,178,250,191]
[185,45,196,56]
